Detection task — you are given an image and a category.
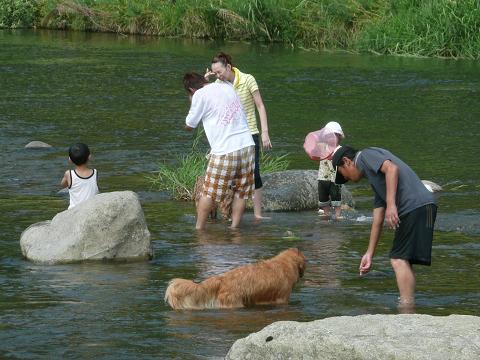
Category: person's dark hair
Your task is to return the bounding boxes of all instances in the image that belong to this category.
[337,147,357,166]
[211,52,234,68]
[69,143,90,165]
[183,72,208,94]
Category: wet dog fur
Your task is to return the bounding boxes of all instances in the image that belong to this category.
[164,248,306,310]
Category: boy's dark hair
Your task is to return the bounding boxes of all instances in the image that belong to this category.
[183,73,207,94]
[211,52,234,68]
[69,143,90,165]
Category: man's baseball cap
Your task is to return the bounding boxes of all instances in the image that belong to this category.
[332,145,357,184]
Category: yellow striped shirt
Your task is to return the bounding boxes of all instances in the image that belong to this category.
[217,67,260,134]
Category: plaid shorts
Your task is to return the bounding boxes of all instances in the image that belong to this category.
[202,145,255,202]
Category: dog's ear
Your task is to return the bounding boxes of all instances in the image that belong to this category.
[298,260,306,278]
[296,249,306,278]
[293,247,304,258]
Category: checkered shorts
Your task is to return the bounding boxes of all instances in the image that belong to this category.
[202,146,255,202]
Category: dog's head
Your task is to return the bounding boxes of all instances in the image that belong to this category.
[282,248,306,278]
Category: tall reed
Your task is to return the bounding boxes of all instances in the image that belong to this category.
[356,0,480,58]
[147,128,290,201]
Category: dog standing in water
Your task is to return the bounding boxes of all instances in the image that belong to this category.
[164,248,306,310]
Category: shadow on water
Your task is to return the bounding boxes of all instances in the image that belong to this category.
[1,30,479,359]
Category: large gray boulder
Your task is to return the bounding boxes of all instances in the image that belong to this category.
[260,170,354,211]
[20,191,152,264]
[226,314,480,360]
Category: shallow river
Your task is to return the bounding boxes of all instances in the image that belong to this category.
[0,30,479,359]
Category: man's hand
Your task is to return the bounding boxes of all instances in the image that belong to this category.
[359,253,373,275]
[385,204,400,229]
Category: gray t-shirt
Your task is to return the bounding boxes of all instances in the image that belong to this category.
[355,147,435,216]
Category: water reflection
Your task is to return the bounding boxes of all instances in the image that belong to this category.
[1,29,480,359]
[301,230,346,289]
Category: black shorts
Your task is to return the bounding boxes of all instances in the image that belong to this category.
[252,134,263,189]
[390,204,437,265]
[318,180,341,203]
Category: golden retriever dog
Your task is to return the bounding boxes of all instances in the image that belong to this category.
[164,248,306,310]
[193,175,233,220]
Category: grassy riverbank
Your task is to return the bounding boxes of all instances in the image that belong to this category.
[1,0,479,58]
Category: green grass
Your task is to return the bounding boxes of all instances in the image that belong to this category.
[2,0,478,58]
[147,128,290,201]
[356,0,480,59]
[147,151,208,201]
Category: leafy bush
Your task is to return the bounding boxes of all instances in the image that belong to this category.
[0,0,39,28]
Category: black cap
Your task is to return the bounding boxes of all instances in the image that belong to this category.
[331,145,357,184]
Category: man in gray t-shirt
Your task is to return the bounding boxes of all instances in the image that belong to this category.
[332,146,437,310]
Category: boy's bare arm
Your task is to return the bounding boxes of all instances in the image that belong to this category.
[360,207,385,275]
[60,170,70,188]
[380,160,399,229]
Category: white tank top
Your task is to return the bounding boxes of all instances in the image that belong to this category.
[68,169,99,209]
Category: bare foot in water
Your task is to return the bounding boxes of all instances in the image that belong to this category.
[254,215,271,221]
[397,297,415,314]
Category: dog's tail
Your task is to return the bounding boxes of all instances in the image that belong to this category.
[164,278,221,310]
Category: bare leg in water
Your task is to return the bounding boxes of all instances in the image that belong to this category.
[391,258,416,312]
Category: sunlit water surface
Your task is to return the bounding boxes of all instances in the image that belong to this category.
[1,30,479,359]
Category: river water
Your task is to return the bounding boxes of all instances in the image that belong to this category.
[1,30,479,359]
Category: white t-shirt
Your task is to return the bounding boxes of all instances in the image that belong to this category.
[185,83,254,155]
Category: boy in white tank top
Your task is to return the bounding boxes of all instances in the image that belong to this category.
[60,143,99,209]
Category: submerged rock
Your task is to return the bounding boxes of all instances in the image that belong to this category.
[20,191,152,264]
[422,180,442,192]
[226,314,480,360]
[24,141,52,148]
[260,170,354,211]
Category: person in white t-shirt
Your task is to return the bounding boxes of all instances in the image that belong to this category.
[60,143,99,209]
[183,72,255,230]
